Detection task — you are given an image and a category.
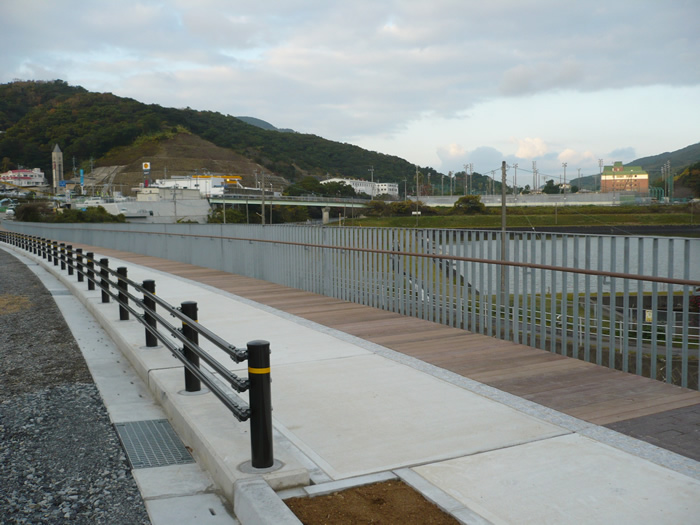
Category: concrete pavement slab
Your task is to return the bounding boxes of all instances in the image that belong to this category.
[145,493,239,525]
[270,353,569,479]
[413,433,700,524]
[132,463,216,500]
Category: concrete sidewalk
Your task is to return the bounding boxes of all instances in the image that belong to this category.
[9,244,700,524]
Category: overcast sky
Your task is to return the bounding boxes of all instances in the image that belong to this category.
[2,0,699,185]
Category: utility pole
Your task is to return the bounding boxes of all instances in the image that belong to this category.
[368,165,374,198]
[471,164,475,195]
[598,159,604,192]
[513,163,518,194]
[415,166,420,226]
[261,171,266,225]
[500,161,507,312]
[562,162,567,193]
[532,161,537,192]
[666,160,672,201]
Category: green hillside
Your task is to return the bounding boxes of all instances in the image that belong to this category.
[0,80,424,185]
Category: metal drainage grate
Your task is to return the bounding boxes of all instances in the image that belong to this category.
[114,419,195,469]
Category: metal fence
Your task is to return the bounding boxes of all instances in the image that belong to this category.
[3,221,699,389]
[0,230,275,469]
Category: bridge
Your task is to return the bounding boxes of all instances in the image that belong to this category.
[2,221,700,523]
[210,194,370,208]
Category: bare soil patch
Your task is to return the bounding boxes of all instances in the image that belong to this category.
[285,480,460,524]
[0,294,32,315]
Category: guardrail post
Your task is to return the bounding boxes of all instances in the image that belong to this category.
[53,242,59,266]
[86,252,95,290]
[100,258,110,303]
[76,248,84,282]
[41,238,47,259]
[60,243,66,270]
[181,301,201,392]
[143,280,158,347]
[247,339,274,469]
[117,267,129,321]
[66,245,74,276]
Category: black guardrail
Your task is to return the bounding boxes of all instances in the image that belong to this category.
[0,231,275,470]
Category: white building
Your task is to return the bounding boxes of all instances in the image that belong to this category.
[152,176,225,197]
[1,168,47,188]
[375,182,399,197]
[321,178,399,198]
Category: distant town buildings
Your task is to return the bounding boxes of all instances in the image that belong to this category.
[600,162,649,193]
[321,177,399,197]
[0,168,47,188]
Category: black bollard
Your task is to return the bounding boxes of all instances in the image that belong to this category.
[66,245,73,276]
[181,301,201,392]
[143,280,158,347]
[100,258,109,303]
[86,252,95,291]
[76,248,84,282]
[117,267,129,321]
[247,340,274,469]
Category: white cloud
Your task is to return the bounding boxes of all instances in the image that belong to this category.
[514,137,549,159]
[558,148,596,164]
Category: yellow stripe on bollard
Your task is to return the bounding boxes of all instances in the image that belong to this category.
[248,367,270,375]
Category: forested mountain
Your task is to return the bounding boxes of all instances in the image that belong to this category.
[627,142,700,177]
[2,80,698,196]
[0,80,423,184]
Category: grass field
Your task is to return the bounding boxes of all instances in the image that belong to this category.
[340,204,698,229]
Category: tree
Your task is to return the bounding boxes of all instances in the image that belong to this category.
[542,179,561,194]
[453,195,486,214]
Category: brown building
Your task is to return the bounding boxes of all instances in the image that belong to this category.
[600,162,649,193]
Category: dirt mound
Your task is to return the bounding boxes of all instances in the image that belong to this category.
[94,134,288,195]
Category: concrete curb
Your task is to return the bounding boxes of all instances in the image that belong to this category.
[234,479,302,525]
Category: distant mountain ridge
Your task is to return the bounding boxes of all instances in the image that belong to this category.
[0,80,419,184]
[0,80,698,195]
[235,116,296,133]
[627,141,700,176]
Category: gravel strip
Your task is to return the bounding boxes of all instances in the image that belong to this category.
[0,248,150,524]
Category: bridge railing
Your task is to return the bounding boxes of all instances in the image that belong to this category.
[2,222,699,389]
[0,230,274,470]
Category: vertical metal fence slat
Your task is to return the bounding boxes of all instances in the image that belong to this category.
[596,237,604,365]
[636,237,644,376]
[609,237,617,369]
[682,239,690,389]
[651,238,659,380]
[539,234,547,349]
[561,235,568,356]
[622,237,631,373]
[666,239,674,384]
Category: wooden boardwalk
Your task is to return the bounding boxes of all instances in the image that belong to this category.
[71,246,700,461]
